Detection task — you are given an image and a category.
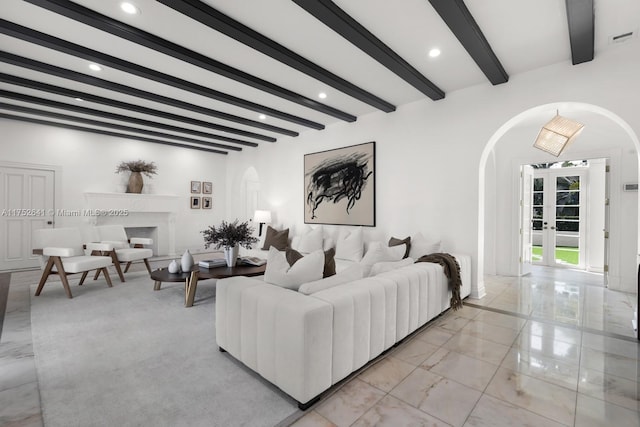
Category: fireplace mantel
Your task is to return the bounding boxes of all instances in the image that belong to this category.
[83,192,180,212]
[84,192,180,255]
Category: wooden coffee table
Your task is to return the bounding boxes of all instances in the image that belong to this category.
[150,264,266,307]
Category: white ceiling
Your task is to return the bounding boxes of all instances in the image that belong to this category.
[0,0,638,154]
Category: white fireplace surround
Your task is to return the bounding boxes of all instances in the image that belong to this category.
[84,192,180,256]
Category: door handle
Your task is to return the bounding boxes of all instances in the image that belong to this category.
[550,226,556,230]
[47,221,53,225]
[543,226,548,229]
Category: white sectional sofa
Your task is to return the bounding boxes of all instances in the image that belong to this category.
[215,251,471,409]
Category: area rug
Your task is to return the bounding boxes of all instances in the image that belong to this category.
[30,271,299,427]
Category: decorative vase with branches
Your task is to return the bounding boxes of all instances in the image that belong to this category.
[201,219,258,267]
[115,160,157,193]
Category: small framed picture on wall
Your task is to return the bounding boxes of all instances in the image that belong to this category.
[203,181,212,194]
[190,196,200,209]
[202,197,212,209]
[191,181,201,194]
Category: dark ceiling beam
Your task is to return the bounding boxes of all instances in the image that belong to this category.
[0,19,323,130]
[155,0,396,112]
[0,73,276,142]
[0,112,228,155]
[292,0,444,100]
[0,51,300,137]
[20,0,356,123]
[0,90,258,147]
[1,103,243,151]
[428,0,508,85]
[565,0,594,64]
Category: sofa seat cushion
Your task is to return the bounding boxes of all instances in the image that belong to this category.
[114,248,153,261]
[369,258,414,276]
[298,264,364,295]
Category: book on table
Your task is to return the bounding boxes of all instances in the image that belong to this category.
[238,256,266,266]
[198,259,226,268]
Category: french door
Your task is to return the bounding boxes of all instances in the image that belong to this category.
[532,169,586,268]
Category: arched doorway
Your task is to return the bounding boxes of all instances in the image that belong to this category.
[477,102,640,298]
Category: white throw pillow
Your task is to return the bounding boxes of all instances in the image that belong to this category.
[264,247,324,290]
[298,264,364,295]
[409,232,443,259]
[370,258,415,276]
[359,241,405,276]
[292,225,324,254]
[335,227,364,262]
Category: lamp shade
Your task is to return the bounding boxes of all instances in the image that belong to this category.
[533,115,584,157]
[253,210,272,223]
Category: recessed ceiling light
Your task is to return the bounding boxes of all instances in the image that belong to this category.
[74,97,84,102]
[120,2,140,15]
[428,48,441,58]
[318,92,327,99]
[259,114,266,120]
[89,63,102,71]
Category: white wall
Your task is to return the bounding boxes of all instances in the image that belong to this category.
[226,40,640,296]
[0,120,227,255]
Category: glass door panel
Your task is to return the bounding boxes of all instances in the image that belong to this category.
[532,177,544,263]
[554,175,582,267]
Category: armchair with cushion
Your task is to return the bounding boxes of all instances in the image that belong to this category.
[33,227,114,299]
[94,225,153,282]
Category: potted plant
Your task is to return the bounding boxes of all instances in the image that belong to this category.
[201,219,258,267]
[115,160,157,193]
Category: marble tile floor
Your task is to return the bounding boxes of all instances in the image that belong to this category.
[292,267,639,427]
[1,264,639,427]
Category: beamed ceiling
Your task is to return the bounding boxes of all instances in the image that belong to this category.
[0,0,637,155]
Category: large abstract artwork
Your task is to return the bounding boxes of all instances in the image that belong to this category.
[304,141,375,226]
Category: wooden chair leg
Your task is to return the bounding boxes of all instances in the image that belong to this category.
[143,258,152,274]
[91,250,102,281]
[35,257,55,296]
[78,271,89,286]
[52,256,73,299]
[102,268,113,287]
[124,262,132,273]
[110,250,126,283]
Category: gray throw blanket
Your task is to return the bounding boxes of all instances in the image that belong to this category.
[415,253,463,311]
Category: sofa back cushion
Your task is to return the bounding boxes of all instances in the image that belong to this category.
[291,225,324,253]
[369,258,414,276]
[359,241,405,276]
[335,227,364,262]
[409,232,442,259]
[264,247,324,290]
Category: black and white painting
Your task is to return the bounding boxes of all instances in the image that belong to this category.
[304,141,375,226]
